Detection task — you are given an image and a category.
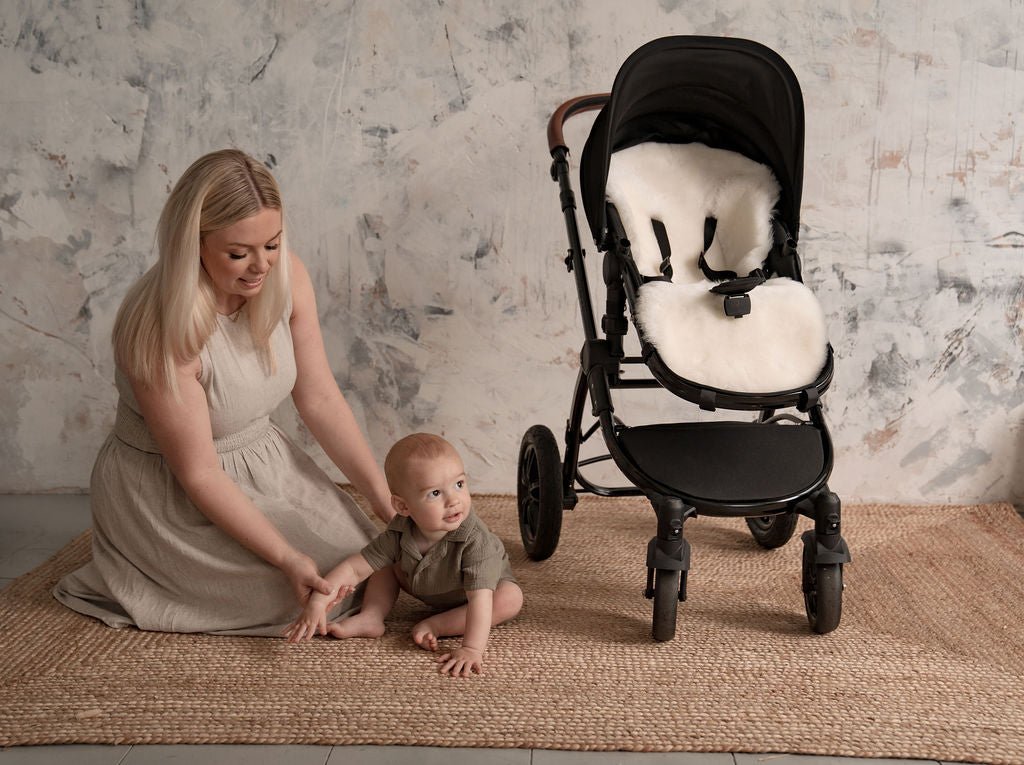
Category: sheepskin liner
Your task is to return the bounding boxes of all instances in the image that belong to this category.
[636,278,829,393]
[605,142,828,394]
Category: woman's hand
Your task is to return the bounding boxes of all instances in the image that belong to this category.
[370,497,397,525]
[280,550,332,605]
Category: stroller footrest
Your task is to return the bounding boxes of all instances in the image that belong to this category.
[618,421,826,503]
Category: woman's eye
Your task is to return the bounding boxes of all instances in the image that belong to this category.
[229,252,245,260]
[265,243,280,251]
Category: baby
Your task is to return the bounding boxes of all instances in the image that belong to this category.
[285,432,523,677]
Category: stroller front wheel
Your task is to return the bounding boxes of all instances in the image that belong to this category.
[802,542,843,634]
[517,425,563,560]
[651,568,680,642]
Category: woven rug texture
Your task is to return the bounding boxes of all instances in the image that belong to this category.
[1,495,1022,763]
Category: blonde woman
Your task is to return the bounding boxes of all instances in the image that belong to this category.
[54,149,395,636]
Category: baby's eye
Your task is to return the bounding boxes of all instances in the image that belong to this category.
[456,480,465,489]
[429,489,441,498]
[229,252,246,260]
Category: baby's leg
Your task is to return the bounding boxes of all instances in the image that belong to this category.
[411,580,524,651]
[326,565,400,639]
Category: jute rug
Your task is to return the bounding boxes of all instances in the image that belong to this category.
[1,496,1022,763]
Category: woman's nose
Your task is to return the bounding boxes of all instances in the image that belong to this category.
[249,253,269,273]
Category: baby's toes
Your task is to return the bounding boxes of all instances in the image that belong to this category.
[412,628,437,651]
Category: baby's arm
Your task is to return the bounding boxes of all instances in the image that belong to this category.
[437,588,493,676]
[284,553,375,642]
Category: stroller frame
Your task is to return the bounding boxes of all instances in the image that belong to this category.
[517,37,851,641]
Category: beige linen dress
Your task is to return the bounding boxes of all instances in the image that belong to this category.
[53,304,380,636]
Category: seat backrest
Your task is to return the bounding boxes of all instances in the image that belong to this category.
[605,142,780,281]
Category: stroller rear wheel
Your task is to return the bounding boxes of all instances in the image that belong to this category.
[802,541,843,634]
[517,425,563,560]
[746,512,798,549]
[651,568,680,642]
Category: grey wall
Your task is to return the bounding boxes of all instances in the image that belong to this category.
[2,1,1022,503]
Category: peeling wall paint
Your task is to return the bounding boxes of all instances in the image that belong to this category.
[1,0,1022,504]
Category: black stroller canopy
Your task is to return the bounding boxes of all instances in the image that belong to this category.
[581,36,805,246]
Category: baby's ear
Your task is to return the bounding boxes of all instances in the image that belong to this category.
[391,494,410,517]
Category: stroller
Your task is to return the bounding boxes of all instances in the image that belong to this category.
[517,36,850,641]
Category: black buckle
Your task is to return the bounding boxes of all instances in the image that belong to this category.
[723,294,751,318]
[710,271,765,318]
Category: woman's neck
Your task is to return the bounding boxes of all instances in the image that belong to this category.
[218,297,247,316]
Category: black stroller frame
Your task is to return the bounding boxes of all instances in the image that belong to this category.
[516,36,851,641]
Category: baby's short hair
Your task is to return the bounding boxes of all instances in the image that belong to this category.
[384,433,459,494]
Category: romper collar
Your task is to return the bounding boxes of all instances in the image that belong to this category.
[388,510,476,551]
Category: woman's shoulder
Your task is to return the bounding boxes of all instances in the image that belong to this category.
[116,355,204,398]
[288,251,313,317]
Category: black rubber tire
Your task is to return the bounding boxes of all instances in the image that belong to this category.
[517,425,563,561]
[651,568,680,642]
[802,541,843,634]
[746,512,798,549]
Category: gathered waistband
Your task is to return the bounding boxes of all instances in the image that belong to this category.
[113,400,274,455]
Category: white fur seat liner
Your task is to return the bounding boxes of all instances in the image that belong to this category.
[605,142,828,394]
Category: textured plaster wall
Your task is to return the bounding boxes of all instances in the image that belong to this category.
[1,1,1021,503]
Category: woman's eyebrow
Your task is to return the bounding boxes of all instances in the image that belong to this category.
[226,230,283,247]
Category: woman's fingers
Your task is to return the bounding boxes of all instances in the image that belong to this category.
[309,574,332,595]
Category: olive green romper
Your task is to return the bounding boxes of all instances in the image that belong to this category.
[360,512,516,609]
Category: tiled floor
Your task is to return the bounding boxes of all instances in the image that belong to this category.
[0,495,976,765]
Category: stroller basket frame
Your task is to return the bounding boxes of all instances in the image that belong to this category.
[517,37,851,642]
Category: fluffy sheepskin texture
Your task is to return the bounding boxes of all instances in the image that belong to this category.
[605,142,829,394]
[606,142,781,281]
[636,278,829,393]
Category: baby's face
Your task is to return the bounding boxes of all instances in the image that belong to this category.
[394,452,470,535]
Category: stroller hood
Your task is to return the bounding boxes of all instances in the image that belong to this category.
[581,36,805,247]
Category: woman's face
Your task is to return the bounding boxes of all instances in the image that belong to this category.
[199,207,282,314]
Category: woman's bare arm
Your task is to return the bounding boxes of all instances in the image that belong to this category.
[288,253,395,523]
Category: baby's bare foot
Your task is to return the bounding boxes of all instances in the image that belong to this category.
[326,612,385,639]
[411,621,439,652]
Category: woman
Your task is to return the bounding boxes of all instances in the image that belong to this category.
[54,149,395,636]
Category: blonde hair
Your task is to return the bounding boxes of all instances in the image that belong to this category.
[113,149,291,394]
[384,433,461,495]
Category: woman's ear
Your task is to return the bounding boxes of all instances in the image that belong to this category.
[391,494,410,517]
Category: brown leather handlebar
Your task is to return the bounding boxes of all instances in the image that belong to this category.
[547,93,610,155]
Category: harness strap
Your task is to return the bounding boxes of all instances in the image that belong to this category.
[650,219,673,277]
[696,216,740,282]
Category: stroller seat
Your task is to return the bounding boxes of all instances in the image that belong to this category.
[618,421,826,504]
[606,142,829,394]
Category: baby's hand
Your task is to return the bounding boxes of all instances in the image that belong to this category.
[437,646,484,677]
[283,612,318,643]
[327,584,356,609]
[283,590,334,642]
